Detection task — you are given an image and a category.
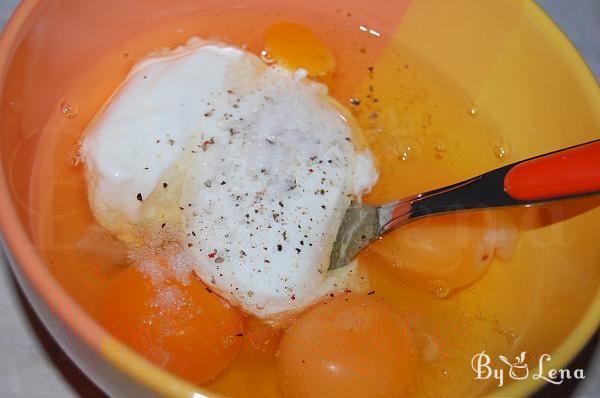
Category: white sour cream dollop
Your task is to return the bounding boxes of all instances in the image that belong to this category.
[82,39,378,320]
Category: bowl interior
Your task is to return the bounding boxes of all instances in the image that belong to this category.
[0,0,598,396]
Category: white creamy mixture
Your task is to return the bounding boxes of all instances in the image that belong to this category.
[82,38,378,320]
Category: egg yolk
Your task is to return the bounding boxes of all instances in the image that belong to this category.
[99,266,244,384]
[366,210,518,292]
[363,162,518,293]
[277,294,421,398]
[262,22,336,79]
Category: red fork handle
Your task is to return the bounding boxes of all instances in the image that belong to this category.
[504,139,600,201]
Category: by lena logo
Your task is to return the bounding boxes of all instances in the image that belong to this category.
[471,351,585,387]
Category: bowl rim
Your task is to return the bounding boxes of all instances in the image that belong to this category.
[0,1,598,397]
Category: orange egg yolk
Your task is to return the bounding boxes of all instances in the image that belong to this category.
[262,22,336,80]
[99,266,244,384]
[368,211,494,291]
[363,162,519,293]
[366,209,518,293]
[277,294,421,398]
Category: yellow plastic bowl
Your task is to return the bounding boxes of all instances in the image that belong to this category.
[0,0,598,397]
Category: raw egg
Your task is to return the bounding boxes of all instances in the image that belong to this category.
[262,22,336,80]
[99,265,244,384]
[277,294,421,398]
[366,210,518,293]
